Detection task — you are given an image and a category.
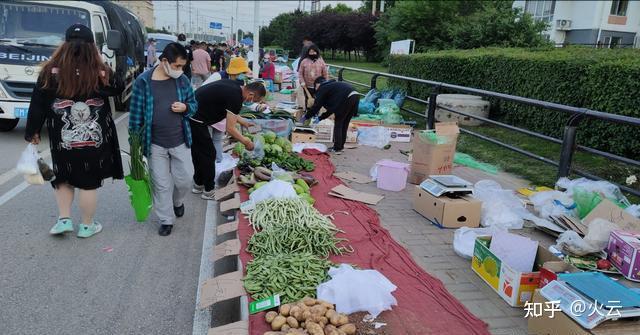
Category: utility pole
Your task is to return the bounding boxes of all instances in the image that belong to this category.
[235,0,240,45]
[176,0,180,34]
[189,0,192,35]
[371,0,377,15]
[380,0,385,13]
[252,1,260,76]
[230,17,234,45]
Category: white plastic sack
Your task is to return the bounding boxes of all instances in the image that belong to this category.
[453,226,501,259]
[473,180,528,229]
[317,264,397,318]
[529,190,575,218]
[270,163,294,183]
[248,179,297,204]
[554,230,600,256]
[292,143,327,153]
[215,153,239,183]
[584,218,619,251]
[556,177,630,207]
[625,204,640,218]
[17,144,39,175]
[357,126,390,149]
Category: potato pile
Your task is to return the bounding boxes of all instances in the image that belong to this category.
[263,297,356,335]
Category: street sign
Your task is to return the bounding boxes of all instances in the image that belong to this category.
[209,22,223,30]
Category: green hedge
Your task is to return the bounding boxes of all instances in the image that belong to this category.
[388,47,640,158]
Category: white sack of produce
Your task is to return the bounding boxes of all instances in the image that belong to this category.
[317,264,397,318]
[249,179,298,204]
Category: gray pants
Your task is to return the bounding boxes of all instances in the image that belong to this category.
[210,127,224,163]
[149,144,193,225]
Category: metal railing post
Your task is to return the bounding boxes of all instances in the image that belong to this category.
[426,86,440,130]
[337,68,345,82]
[370,74,379,90]
[557,112,585,179]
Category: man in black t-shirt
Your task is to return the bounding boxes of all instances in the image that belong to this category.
[190,80,267,199]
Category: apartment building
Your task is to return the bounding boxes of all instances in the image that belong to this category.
[513,0,640,47]
[113,0,154,29]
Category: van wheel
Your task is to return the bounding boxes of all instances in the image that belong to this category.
[0,119,19,132]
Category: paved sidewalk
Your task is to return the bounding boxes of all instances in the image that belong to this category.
[330,142,556,335]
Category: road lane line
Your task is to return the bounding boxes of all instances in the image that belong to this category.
[192,200,217,335]
[0,112,129,207]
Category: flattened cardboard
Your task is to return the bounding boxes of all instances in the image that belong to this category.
[207,320,248,335]
[528,290,640,335]
[220,194,241,213]
[217,219,239,235]
[215,183,239,201]
[329,184,384,205]
[413,186,481,228]
[334,171,372,184]
[199,271,245,309]
[211,239,241,261]
[583,199,640,232]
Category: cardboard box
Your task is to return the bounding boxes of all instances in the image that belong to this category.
[385,124,412,142]
[607,230,640,282]
[538,261,580,288]
[313,122,334,143]
[528,289,640,335]
[583,199,640,232]
[408,122,459,184]
[291,131,317,144]
[350,120,382,128]
[471,236,559,307]
[413,186,481,228]
[346,126,358,143]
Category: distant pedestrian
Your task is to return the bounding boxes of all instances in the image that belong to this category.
[298,44,328,110]
[297,36,313,70]
[24,24,124,238]
[302,77,359,153]
[177,33,193,80]
[129,42,197,236]
[191,42,212,89]
[146,38,157,68]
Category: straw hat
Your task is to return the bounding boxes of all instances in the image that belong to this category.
[227,57,251,75]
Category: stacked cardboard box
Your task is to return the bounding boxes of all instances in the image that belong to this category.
[408,122,459,184]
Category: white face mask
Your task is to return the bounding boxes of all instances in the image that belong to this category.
[162,61,183,79]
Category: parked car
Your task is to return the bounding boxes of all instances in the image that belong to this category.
[145,33,177,62]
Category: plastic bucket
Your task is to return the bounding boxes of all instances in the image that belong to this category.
[376,159,410,191]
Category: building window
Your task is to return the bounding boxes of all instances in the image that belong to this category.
[610,0,628,16]
[525,1,556,23]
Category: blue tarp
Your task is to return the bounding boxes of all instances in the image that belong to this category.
[240,37,253,46]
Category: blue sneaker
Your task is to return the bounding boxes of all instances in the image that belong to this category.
[77,222,103,238]
[49,218,74,235]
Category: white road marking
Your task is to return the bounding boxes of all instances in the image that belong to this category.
[0,112,128,207]
[192,200,217,335]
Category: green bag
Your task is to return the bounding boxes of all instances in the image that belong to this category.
[573,187,602,219]
[125,175,153,222]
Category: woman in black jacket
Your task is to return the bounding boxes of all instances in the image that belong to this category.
[25,24,124,238]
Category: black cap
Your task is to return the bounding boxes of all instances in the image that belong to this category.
[65,24,94,43]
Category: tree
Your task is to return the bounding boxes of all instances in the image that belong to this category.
[374,0,549,56]
[360,0,397,14]
[146,26,171,34]
[448,2,550,49]
[322,3,354,13]
[259,10,306,49]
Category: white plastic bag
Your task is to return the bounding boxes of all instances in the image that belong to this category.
[17,144,40,175]
[625,204,640,218]
[292,142,327,153]
[473,180,528,229]
[556,177,630,207]
[248,179,297,204]
[357,126,390,149]
[215,153,239,184]
[554,230,600,256]
[529,190,575,218]
[584,218,618,251]
[270,163,294,183]
[317,264,397,318]
[453,226,502,259]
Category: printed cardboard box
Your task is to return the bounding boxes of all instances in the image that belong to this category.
[408,122,459,184]
[471,236,559,307]
[413,186,481,228]
[607,230,640,282]
[385,124,412,142]
[291,130,316,144]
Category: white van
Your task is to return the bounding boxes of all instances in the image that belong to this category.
[0,0,144,131]
[146,33,178,62]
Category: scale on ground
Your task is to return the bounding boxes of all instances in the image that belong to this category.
[419,175,474,197]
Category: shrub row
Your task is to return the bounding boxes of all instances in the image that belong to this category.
[388,47,640,158]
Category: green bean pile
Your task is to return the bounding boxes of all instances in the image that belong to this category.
[243,252,332,303]
[248,224,352,258]
[248,197,336,232]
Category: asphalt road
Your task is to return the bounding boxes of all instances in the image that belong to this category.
[0,112,211,335]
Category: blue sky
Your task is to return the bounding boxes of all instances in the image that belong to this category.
[154,0,362,34]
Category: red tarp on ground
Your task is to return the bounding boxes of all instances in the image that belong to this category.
[236,150,489,335]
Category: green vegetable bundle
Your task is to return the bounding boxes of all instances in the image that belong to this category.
[248,224,351,258]
[243,252,332,303]
[248,198,334,232]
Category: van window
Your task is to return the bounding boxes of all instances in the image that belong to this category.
[92,15,105,48]
[0,1,90,47]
